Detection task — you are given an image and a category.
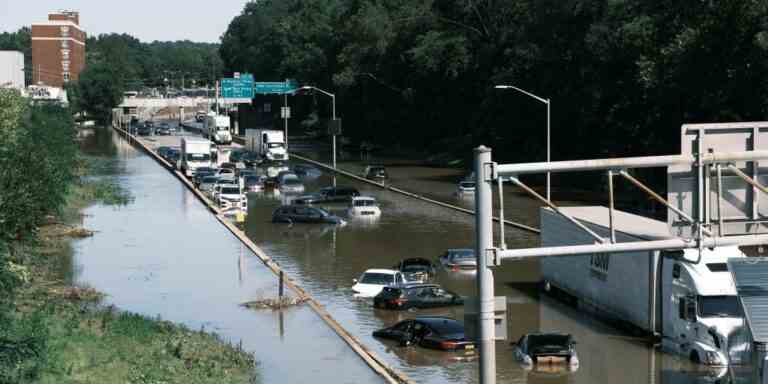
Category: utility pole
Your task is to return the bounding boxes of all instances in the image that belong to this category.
[474,145,496,384]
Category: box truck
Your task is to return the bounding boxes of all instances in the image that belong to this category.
[541,206,746,366]
[180,137,212,177]
[245,129,288,162]
[204,113,232,144]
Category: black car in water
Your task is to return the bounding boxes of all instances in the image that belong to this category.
[156,123,171,135]
[272,205,344,224]
[136,123,152,136]
[157,146,171,159]
[373,284,463,310]
[373,317,475,351]
[318,186,360,202]
[393,258,436,282]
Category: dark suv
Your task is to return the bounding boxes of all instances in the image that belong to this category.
[373,284,463,310]
[318,186,360,202]
[272,205,344,224]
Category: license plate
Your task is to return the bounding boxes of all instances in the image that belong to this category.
[464,344,475,350]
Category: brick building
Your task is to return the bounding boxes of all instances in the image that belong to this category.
[31,11,86,87]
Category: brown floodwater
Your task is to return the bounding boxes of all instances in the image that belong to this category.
[70,126,741,384]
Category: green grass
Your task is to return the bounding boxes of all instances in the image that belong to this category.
[36,304,258,384]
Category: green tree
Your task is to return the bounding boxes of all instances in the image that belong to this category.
[76,61,124,124]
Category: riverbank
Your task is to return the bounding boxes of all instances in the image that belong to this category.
[5,153,258,383]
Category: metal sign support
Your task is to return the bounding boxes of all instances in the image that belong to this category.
[474,146,495,384]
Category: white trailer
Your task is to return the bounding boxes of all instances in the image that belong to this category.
[245,129,288,162]
[180,137,212,177]
[541,206,746,365]
[204,113,232,144]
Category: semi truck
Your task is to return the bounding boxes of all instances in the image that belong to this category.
[245,129,288,162]
[204,113,232,144]
[540,206,746,366]
[180,137,212,177]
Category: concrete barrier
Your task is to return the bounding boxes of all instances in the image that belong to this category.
[112,125,414,384]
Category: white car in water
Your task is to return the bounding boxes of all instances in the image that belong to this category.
[347,196,381,217]
[351,269,410,298]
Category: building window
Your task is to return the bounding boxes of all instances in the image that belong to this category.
[61,40,69,48]
[61,49,70,60]
[60,26,69,37]
[62,60,70,70]
[63,72,70,82]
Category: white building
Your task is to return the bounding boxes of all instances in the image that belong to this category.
[0,51,25,90]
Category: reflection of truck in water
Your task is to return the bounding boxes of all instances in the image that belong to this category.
[245,129,287,162]
[540,206,745,366]
[204,113,232,144]
[180,137,213,177]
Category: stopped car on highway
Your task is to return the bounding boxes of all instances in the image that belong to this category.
[393,258,436,282]
[351,269,410,298]
[456,180,476,195]
[279,174,305,194]
[155,123,171,135]
[373,317,475,351]
[271,205,344,225]
[439,249,477,273]
[243,175,265,192]
[362,165,389,182]
[215,185,246,210]
[347,196,381,217]
[512,333,579,371]
[373,284,463,310]
[198,176,219,194]
[318,186,360,202]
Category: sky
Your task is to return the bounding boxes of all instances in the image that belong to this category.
[0,0,248,43]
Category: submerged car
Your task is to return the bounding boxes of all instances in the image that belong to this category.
[512,333,579,371]
[352,269,409,298]
[439,249,477,273]
[348,196,381,217]
[373,284,463,310]
[456,180,476,195]
[362,165,389,181]
[318,186,360,202]
[393,258,436,282]
[373,317,475,351]
[271,205,344,225]
[198,176,219,194]
[279,174,305,194]
[243,175,265,192]
[215,185,245,210]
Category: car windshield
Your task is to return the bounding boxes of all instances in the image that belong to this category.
[698,295,742,317]
[268,143,284,148]
[187,153,211,161]
[449,250,475,262]
[202,176,218,183]
[221,187,240,195]
[403,264,430,273]
[526,334,572,349]
[360,273,394,285]
[244,176,260,184]
[460,181,475,188]
[354,199,377,207]
[283,178,301,186]
[426,320,464,336]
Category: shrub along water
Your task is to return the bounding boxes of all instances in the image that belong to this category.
[0,89,258,383]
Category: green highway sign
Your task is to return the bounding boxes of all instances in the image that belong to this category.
[254,79,298,95]
[221,73,254,99]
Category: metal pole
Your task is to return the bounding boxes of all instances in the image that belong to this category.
[717,164,724,235]
[546,99,551,201]
[279,270,284,298]
[608,170,616,243]
[332,94,337,187]
[497,177,506,250]
[284,93,289,148]
[474,146,495,384]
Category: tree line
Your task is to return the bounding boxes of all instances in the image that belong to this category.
[219,0,768,166]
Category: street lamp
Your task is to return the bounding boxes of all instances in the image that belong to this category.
[494,85,551,201]
[299,85,338,186]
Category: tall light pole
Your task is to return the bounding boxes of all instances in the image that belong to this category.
[494,85,551,201]
[299,85,337,186]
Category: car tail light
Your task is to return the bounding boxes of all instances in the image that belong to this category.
[440,341,460,350]
[451,265,459,272]
[390,298,408,306]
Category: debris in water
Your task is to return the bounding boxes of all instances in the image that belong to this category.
[241,296,307,310]
[49,286,105,302]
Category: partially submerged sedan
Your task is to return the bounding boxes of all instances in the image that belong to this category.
[439,249,477,273]
[373,284,463,310]
[348,196,381,217]
[512,333,579,371]
[271,205,344,225]
[351,269,409,298]
[373,317,475,352]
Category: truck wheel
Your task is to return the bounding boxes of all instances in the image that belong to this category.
[690,351,700,364]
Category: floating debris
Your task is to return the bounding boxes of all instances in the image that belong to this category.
[241,296,307,310]
[49,286,105,302]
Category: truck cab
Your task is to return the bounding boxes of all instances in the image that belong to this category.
[205,114,232,145]
[661,246,745,366]
[261,131,287,161]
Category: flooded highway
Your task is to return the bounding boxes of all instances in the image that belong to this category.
[72,128,383,384]
[73,125,735,384]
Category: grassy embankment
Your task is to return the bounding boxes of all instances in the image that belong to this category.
[8,154,258,384]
